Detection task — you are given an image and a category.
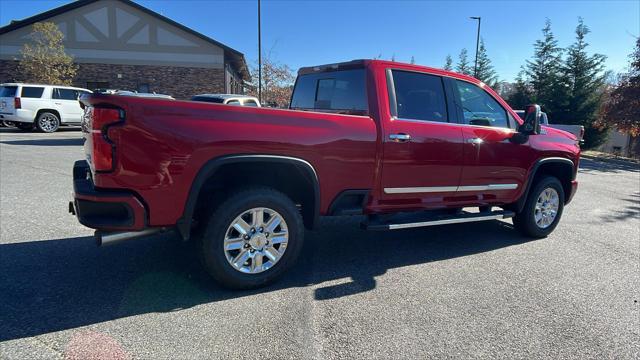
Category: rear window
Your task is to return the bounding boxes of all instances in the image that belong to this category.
[191,96,224,103]
[21,87,44,98]
[0,86,17,97]
[290,69,368,115]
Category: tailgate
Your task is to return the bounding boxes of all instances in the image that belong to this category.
[0,85,18,114]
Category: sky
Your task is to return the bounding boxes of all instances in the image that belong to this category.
[1,0,638,82]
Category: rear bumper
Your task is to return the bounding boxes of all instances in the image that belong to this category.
[0,109,34,123]
[70,160,147,231]
[566,180,578,205]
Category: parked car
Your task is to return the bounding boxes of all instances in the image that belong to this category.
[0,83,92,132]
[191,94,261,107]
[70,59,580,289]
[515,110,584,141]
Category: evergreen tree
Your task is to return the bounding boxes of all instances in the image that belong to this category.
[524,19,564,113]
[506,69,533,110]
[444,54,453,71]
[559,18,608,148]
[410,56,415,64]
[456,48,471,75]
[475,38,498,86]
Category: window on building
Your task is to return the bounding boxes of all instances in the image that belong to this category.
[137,84,150,93]
[454,80,508,128]
[391,70,448,122]
[21,87,44,98]
[53,88,79,100]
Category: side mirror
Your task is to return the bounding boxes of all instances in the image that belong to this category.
[520,104,541,135]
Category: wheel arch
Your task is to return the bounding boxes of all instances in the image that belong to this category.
[177,154,320,240]
[514,157,575,213]
[35,109,61,122]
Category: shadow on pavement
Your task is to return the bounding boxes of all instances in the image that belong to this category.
[0,217,533,341]
[0,138,83,146]
[579,158,640,173]
[600,192,640,223]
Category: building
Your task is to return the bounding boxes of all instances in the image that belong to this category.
[598,127,639,158]
[0,0,249,99]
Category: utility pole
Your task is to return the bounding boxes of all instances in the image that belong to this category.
[470,16,481,78]
[258,0,262,102]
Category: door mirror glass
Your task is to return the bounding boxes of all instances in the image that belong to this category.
[521,104,541,135]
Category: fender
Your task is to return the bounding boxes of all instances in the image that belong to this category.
[176,154,320,240]
[514,157,575,213]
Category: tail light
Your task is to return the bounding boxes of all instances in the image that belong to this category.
[14,97,21,109]
[91,107,123,172]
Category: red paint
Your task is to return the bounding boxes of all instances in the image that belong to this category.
[76,60,580,230]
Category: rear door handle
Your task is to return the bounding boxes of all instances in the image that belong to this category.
[389,133,411,142]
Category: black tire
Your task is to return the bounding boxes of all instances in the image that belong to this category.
[15,122,33,131]
[513,176,565,238]
[35,112,60,133]
[198,187,304,289]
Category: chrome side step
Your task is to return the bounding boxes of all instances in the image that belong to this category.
[363,210,515,231]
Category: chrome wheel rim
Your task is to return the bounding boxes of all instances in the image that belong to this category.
[534,187,559,229]
[223,207,288,274]
[39,114,58,132]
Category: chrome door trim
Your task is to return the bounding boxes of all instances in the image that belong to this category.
[383,183,518,194]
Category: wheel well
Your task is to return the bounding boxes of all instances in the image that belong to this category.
[35,109,61,122]
[190,160,318,236]
[534,162,573,201]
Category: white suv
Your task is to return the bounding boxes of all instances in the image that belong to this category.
[0,83,92,133]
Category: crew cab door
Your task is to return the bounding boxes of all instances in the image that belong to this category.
[379,69,464,209]
[449,79,530,203]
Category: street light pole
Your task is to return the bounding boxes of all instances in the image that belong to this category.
[470,16,481,78]
[258,0,262,103]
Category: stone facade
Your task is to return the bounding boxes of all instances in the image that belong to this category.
[0,60,225,100]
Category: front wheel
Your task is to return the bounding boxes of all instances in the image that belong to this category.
[36,112,60,133]
[198,187,304,289]
[513,176,565,238]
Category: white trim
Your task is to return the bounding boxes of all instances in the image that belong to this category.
[384,183,518,194]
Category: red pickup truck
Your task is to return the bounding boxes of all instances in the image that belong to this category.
[71,60,579,289]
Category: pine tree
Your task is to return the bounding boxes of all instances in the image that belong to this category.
[559,18,608,148]
[444,54,453,71]
[506,69,533,110]
[456,49,471,75]
[18,22,77,85]
[475,38,498,86]
[524,19,563,113]
[410,56,415,64]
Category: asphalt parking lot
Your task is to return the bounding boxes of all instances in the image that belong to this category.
[1,128,638,359]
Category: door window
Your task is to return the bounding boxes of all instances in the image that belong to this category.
[243,100,258,107]
[53,88,79,100]
[390,70,448,122]
[454,80,508,128]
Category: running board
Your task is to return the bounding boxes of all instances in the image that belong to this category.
[363,210,515,231]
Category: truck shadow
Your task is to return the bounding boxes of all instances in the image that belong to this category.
[0,218,533,341]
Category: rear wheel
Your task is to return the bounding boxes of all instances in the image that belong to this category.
[36,112,60,133]
[513,176,564,238]
[198,187,304,289]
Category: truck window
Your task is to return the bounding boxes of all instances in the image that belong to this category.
[454,80,508,128]
[290,69,368,115]
[0,86,17,97]
[53,88,79,100]
[21,86,44,98]
[390,70,448,122]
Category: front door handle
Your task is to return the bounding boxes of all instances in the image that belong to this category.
[389,133,411,142]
